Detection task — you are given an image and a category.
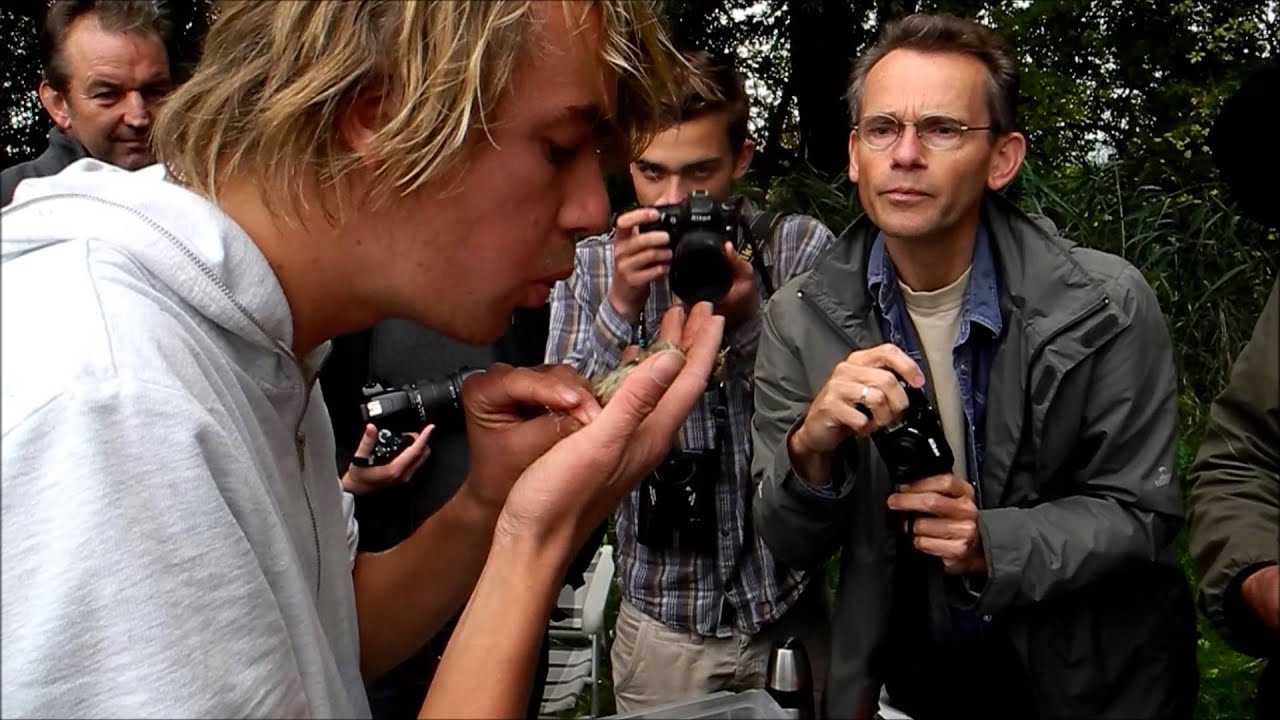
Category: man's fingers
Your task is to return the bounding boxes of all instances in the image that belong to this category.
[615,207,660,233]
[497,366,590,412]
[353,424,378,457]
[619,247,673,270]
[723,242,754,277]
[834,364,910,419]
[821,398,873,438]
[669,300,719,355]
[619,231,672,253]
[583,349,688,450]
[886,490,969,519]
[913,535,965,560]
[390,425,434,477]
[628,265,671,289]
[655,303,688,349]
[584,303,723,455]
[911,516,975,541]
[535,365,600,423]
[640,304,724,437]
[898,473,970,499]
[848,344,925,388]
[846,382,895,433]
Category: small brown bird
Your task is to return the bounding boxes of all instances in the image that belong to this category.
[590,342,728,406]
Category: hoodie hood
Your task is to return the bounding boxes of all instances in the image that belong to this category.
[2,159,297,356]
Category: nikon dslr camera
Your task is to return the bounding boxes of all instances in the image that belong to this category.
[356,368,481,466]
[638,190,740,304]
[635,448,719,553]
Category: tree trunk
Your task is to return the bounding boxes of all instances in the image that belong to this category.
[787,0,857,178]
[753,71,798,187]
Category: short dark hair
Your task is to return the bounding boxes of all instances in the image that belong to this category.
[663,50,751,152]
[847,13,1019,135]
[42,0,171,92]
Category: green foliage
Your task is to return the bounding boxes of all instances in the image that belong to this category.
[1011,162,1278,437]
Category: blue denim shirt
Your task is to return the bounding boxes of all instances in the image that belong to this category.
[867,226,1003,496]
[869,227,1003,644]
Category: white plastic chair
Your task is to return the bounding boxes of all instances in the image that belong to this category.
[539,544,615,718]
[877,686,913,720]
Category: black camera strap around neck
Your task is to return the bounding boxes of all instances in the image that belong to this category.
[743,207,782,298]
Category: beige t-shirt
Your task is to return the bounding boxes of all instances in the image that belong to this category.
[900,267,972,480]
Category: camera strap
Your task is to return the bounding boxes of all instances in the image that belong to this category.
[743,208,787,298]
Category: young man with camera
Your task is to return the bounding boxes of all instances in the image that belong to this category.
[1,3,725,718]
[751,13,1198,720]
[546,50,835,711]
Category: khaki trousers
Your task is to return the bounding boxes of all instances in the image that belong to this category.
[610,583,830,713]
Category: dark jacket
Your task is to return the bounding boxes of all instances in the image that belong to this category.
[2,127,92,207]
[1188,277,1279,718]
[751,193,1198,719]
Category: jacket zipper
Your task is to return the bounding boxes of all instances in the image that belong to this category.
[1027,295,1111,362]
[294,362,323,599]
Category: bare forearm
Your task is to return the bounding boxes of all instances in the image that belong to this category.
[418,531,569,719]
[352,481,499,679]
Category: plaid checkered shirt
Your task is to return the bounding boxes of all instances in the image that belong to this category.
[545,199,835,636]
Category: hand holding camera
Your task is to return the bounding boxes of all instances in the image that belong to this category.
[608,207,671,323]
[887,473,984,576]
[714,240,759,332]
[607,191,746,323]
[790,344,926,470]
[342,423,434,495]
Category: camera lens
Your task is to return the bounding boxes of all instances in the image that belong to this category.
[407,372,471,431]
[670,229,732,303]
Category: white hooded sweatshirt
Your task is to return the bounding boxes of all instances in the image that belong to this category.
[1,160,369,717]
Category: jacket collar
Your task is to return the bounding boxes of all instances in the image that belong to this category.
[44,127,93,165]
[802,190,1114,351]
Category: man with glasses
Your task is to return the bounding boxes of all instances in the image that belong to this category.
[750,12,1197,720]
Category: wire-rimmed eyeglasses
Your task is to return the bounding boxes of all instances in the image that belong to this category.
[853,113,993,151]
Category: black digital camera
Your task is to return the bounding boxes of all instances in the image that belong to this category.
[638,190,740,304]
[357,368,481,465]
[369,428,412,465]
[871,373,954,484]
[636,448,719,553]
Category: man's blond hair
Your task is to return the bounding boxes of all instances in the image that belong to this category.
[153,0,685,224]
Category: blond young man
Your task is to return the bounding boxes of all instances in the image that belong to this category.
[0,2,723,717]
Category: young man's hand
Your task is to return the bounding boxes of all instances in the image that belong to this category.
[494,302,724,552]
[607,207,670,322]
[457,364,600,514]
[715,241,759,331]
